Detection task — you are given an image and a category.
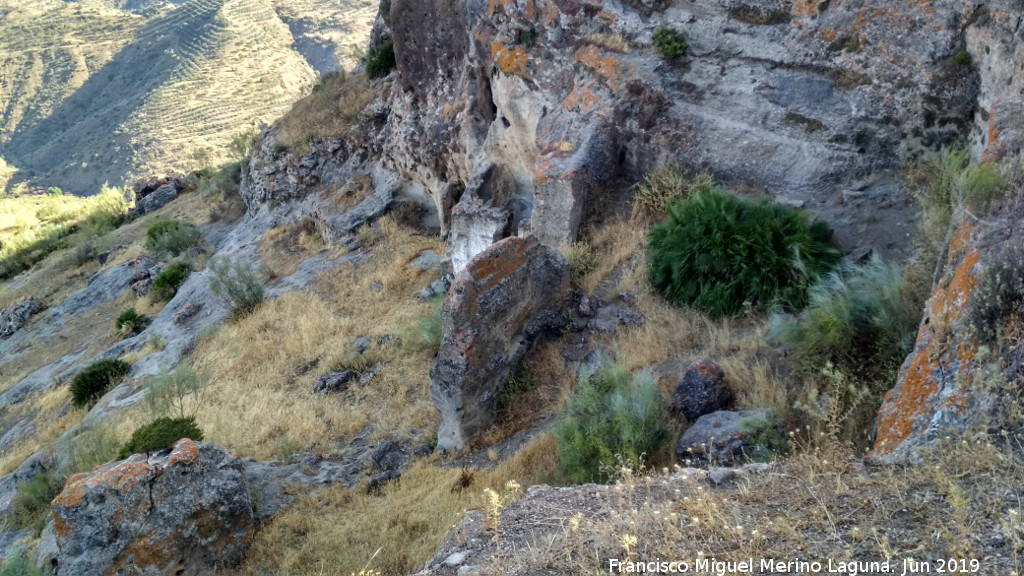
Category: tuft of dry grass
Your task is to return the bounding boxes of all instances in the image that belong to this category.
[587,32,631,53]
[276,72,373,154]
[260,219,328,278]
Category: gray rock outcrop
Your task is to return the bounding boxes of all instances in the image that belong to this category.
[51,439,253,576]
[676,409,782,466]
[431,235,570,452]
[0,298,43,338]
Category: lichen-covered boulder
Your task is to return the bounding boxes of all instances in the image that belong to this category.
[869,219,993,463]
[430,235,570,452]
[0,298,43,338]
[671,359,732,422]
[51,439,253,576]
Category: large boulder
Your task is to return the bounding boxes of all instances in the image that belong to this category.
[51,439,253,576]
[676,409,782,466]
[431,235,570,451]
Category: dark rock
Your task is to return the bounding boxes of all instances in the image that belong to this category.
[133,184,178,215]
[413,443,433,458]
[377,334,394,347]
[676,410,779,466]
[420,277,451,300]
[618,291,636,304]
[313,370,355,394]
[171,300,203,326]
[577,295,594,317]
[0,298,43,338]
[368,469,402,490]
[587,304,644,334]
[52,440,253,576]
[577,347,609,384]
[241,455,347,525]
[671,359,733,421]
[358,364,382,387]
[371,440,409,473]
[431,236,571,451]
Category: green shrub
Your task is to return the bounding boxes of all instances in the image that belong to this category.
[562,242,597,288]
[365,42,396,79]
[632,163,715,222]
[769,254,918,372]
[379,0,391,17]
[69,359,130,408]
[145,364,208,418]
[115,308,149,335]
[739,412,792,462]
[118,417,204,460]
[208,256,265,318]
[952,50,972,65]
[652,26,688,58]
[145,220,201,259]
[45,187,63,196]
[9,471,64,537]
[80,184,129,237]
[913,149,1006,248]
[151,261,191,302]
[967,241,1024,346]
[401,294,444,352]
[648,187,841,318]
[553,358,668,483]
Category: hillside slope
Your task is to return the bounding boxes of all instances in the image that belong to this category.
[0,0,375,195]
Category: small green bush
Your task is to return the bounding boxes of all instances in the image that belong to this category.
[69,359,130,408]
[145,364,208,419]
[401,294,444,352]
[115,308,149,335]
[208,256,264,318]
[648,187,841,317]
[914,149,1006,249]
[151,261,191,302]
[145,220,201,259]
[739,413,792,462]
[967,241,1024,346]
[118,416,204,460]
[366,42,396,79]
[952,50,972,65]
[9,471,64,537]
[45,187,63,196]
[652,26,688,58]
[553,358,668,483]
[562,242,597,288]
[378,0,391,17]
[769,254,918,372]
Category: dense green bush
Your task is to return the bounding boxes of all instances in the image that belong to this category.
[151,261,191,302]
[208,256,264,318]
[145,220,201,259]
[652,26,688,58]
[118,416,204,459]
[70,359,130,408]
[952,50,972,65]
[648,187,841,317]
[9,471,64,536]
[770,254,918,372]
[365,42,396,79]
[967,241,1024,346]
[115,308,149,335]
[45,187,63,196]
[553,358,668,483]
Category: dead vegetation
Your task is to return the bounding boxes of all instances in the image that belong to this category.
[276,72,374,154]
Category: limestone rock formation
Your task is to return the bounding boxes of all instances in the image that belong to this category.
[130,173,197,216]
[430,235,570,451]
[51,439,253,576]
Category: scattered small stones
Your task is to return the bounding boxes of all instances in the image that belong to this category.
[358,364,382,387]
[420,276,450,300]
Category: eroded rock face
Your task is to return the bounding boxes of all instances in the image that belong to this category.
[52,439,253,576]
[0,298,43,338]
[430,235,570,451]
[869,218,995,463]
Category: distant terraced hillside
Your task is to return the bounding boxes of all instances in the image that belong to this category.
[0,0,375,195]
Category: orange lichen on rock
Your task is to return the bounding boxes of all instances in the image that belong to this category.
[561,82,601,113]
[574,45,621,90]
[821,27,838,42]
[873,329,939,454]
[983,100,1005,161]
[170,438,200,466]
[791,0,819,17]
[491,39,530,77]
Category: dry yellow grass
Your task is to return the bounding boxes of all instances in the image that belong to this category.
[238,433,560,576]
[587,32,631,53]
[0,387,80,475]
[276,72,373,154]
[260,219,327,278]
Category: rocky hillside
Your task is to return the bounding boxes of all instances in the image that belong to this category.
[0,0,1022,574]
[0,0,376,194]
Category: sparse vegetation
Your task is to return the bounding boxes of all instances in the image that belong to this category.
[631,163,715,222]
[968,240,1024,346]
[0,549,47,576]
[151,261,191,302]
[69,359,130,408]
[365,42,396,80]
[553,357,668,484]
[587,32,631,53]
[9,471,64,536]
[648,186,841,317]
[145,364,208,419]
[145,220,201,259]
[208,255,265,318]
[277,72,373,153]
[562,242,598,288]
[118,416,204,460]
[401,294,444,352]
[953,50,972,65]
[652,26,688,58]
[115,308,149,335]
